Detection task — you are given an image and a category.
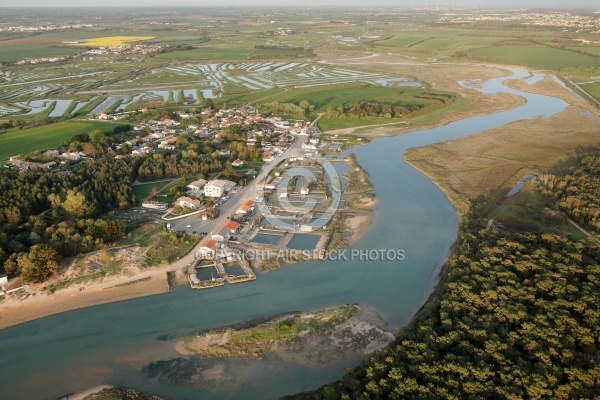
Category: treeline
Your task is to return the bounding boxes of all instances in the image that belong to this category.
[325,94,454,120]
[263,101,306,118]
[137,153,223,182]
[290,159,600,399]
[537,151,600,231]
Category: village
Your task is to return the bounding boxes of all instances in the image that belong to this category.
[4,104,369,292]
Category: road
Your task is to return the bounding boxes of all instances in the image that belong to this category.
[168,134,307,241]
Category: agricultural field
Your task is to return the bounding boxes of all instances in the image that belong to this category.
[71,36,154,47]
[567,46,600,56]
[563,68,600,103]
[155,46,252,60]
[0,43,80,62]
[248,83,431,113]
[249,46,310,59]
[377,36,428,47]
[0,121,119,161]
[467,45,599,70]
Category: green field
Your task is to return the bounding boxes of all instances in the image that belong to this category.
[224,83,452,131]
[249,47,308,58]
[0,121,119,161]
[576,82,600,103]
[0,44,80,62]
[155,46,251,60]
[468,45,599,69]
[378,36,428,47]
[226,83,430,112]
[567,46,600,56]
[132,179,178,205]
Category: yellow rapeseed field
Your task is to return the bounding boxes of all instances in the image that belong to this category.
[73,36,154,47]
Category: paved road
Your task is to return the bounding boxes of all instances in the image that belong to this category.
[168,134,306,240]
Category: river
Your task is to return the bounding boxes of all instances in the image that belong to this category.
[0,69,568,400]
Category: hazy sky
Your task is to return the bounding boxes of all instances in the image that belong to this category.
[3,1,600,8]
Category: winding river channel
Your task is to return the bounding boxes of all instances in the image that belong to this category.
[0,69,569,400]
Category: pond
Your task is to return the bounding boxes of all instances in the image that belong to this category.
[506,173,536,197]
[288,234,321,251]
[252,233,282,245]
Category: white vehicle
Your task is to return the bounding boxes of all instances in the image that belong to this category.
[186,224,192,228]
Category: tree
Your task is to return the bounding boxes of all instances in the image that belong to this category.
[204,98,214,108]
[18,245,60,283]
[89,130,105,143]
[299,100,311,112]
[62,190,96,218]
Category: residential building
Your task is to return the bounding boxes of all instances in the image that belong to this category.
[204,179,236,198]
[212,220,240,242]
[187,179,207,192]
[198,239,218,258]
[174,196,201,209]
[236,200,254,215]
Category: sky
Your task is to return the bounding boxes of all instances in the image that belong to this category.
[2,1,600,8]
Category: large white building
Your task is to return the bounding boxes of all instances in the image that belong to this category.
[204,179,236,198]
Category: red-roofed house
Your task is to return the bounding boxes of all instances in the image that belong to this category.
[236,200,254,216]
[198,239,218,258]
[212,220,240,242]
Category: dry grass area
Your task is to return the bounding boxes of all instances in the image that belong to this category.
[405,75,600,216]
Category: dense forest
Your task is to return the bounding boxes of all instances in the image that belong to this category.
[290,153,600,400]
[0,158,135,282]
[537,152,600,232]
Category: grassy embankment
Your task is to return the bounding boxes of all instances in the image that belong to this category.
[177,305,358,359]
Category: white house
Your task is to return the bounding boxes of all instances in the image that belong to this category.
[187,179,208,192]
[204,179,236,198]
[232,159,244,167]
[174,196,201,209]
